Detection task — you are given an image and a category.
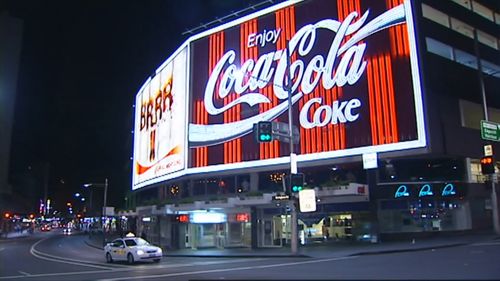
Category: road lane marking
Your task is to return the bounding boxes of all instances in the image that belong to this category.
[17,272,30,276]
[0,258,270,280]
[30,238,115,270]
[97,256,358,281]
[470,241,500,246]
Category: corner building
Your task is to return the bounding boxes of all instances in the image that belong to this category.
[127,0,500,250]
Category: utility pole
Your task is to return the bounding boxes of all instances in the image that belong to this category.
[286,40,299,255]
[43,162,50,216]
[474,29,500,235]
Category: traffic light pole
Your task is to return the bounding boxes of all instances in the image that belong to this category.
[474,30,500,235]
[286,41,299,255]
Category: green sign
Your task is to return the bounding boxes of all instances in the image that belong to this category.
[481,120,500,142]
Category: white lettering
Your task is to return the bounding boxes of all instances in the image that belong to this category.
[299,98,361,128]
[196,4,406,144]
[247,28,282,48]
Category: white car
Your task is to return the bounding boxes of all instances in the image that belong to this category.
[104,237,162,264]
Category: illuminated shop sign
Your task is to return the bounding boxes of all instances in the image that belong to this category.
[395,185,410,198]
[132,46,189,190]
[418,184,433,197]
[190,212,227,224]
[235,213,250,223]
[176,214,189,223]
[441,183,456,196]
[392,183,460,199]
[189,0,425,171]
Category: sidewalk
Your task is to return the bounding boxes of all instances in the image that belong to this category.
[0,229,32,240]
[85,231,500,259]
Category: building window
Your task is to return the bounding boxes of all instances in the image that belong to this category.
[422,4,450,27]
[450,0,472,10]
[495,12,500,25]
[476,30,498,50]
[426,37,500,78]
[454,49,477,68]
[471,1,495,21]
[450,18,474,38]
[469,160,485,183]
[459,99,500,130]
[426,37,454,60]
[481,60,500,78]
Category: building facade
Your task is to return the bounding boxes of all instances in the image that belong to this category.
[126,0,500,250]
[0,12,23,211]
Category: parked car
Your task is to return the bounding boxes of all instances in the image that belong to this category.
[104,236,162,264]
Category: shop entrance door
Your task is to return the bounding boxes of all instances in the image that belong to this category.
[186,224,218,249]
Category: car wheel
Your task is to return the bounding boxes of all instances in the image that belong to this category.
[106,252,113,263]
[153,259,160,263]
[127,253,135,264]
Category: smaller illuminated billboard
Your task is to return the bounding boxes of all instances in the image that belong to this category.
[132,46,189,190]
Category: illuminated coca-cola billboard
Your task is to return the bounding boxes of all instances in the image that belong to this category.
[188,0,425,172]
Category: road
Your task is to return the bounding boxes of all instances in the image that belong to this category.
[1,230,499,280]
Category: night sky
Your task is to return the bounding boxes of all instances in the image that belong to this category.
[1,0,277,211]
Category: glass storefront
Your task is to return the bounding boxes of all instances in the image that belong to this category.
[378,198,471,233]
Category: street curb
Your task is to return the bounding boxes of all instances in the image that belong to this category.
[83,239,480,259]
[348,243,468,256]
[84,240,103,250]
[164,253,311,258]
[83,240,310,258]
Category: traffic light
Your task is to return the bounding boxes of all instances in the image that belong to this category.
[3,212,11,219]
[480,156,496,174]
[290,173,305,193]
[255,121,273,142]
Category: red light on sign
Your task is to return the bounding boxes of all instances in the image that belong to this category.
[235,213,249,222]
[177,215,189,223]
[481,156,493,164]
[357,186,365,194]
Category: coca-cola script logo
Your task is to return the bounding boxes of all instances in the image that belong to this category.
[189,4,406,147]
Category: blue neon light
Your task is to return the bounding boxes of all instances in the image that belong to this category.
[441,183,456,196]
[395,185,410,198]
[418,184,433,197]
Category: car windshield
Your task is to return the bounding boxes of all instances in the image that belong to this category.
[124,238,149,247]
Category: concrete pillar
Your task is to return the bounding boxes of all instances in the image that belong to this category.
[250,173,259,192]
[188,180,194,197]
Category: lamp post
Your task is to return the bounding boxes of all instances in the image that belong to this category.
[83,178,109,246]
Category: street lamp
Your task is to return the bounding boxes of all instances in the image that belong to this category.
[83,178,109,246]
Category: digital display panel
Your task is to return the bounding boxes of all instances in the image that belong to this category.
[132,46,188,190]
[188,0,425,172]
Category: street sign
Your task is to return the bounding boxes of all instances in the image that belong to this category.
[484,144,493,157]
[271,122,300,144]
[299,189,316,212]
[272,194,291,201]
[481,120,500,142]
[363,152,378,169]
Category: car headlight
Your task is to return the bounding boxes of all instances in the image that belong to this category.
[156,248,162,253]
[137,250,145,255]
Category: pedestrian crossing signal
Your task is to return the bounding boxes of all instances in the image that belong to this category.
[255,121,273,143]
[480,156,495,175]
[290,173,305,193]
